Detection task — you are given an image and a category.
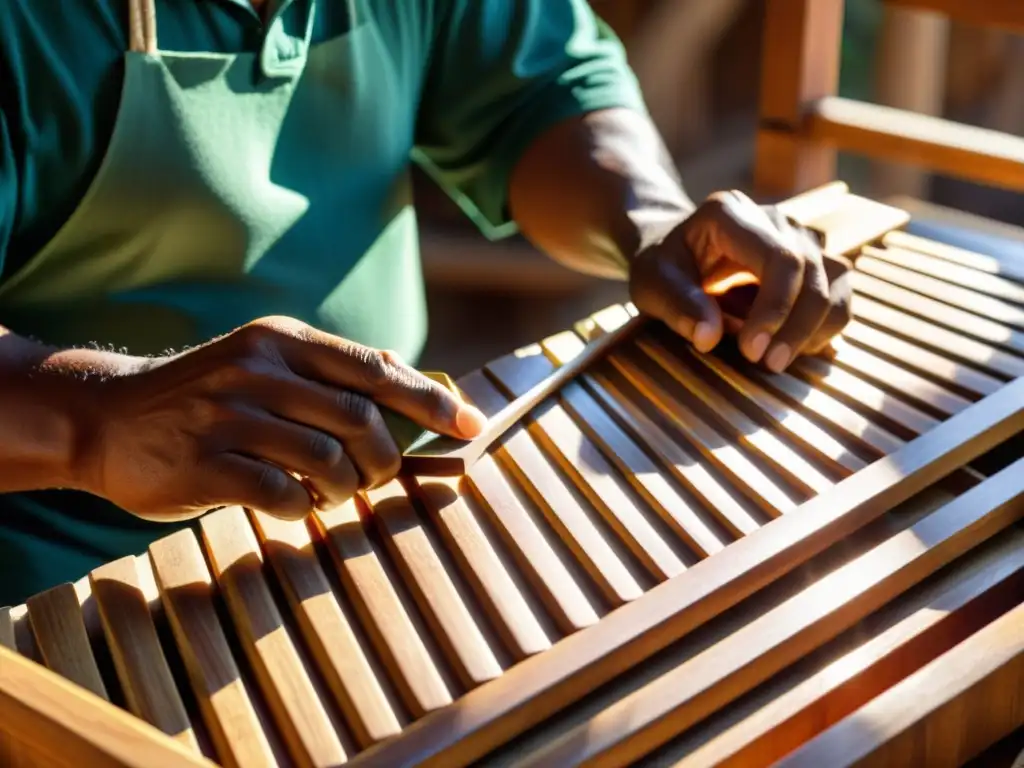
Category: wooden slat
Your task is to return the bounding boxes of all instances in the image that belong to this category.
[345,373,1024,768]
[486,347,695,572]
[852,270,1024,355]
[884,0,1024,34]
[518,456,1024,767]
[800,193,912,257]
[0,646,215,768]
[840,320,1003,398]
[671,529,1024,767]
[462,451,600,635]
[25,583,107,701]
[314,500,453,718]
[89,556,197,751]
[400,314,642,476]
[148,529,277,768]
[542,330,761,539]
[410,475,553,661]
[687,347,868,473]
[825,334,973,417]
[792,355,942,437]
[778,597,1024,767]
[635,333,835,496]
[882,230,1024,289]
[805,96,1024,193]
[457,370,643,609]
[852,294,1024,379]
[199,506,347,768]
[249,510,401,748]
[363,480,504,690]
[859,250,1024,328]
[602,345,799,517]
[749,366,905,456]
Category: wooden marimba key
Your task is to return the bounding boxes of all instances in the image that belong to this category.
[1,184,1022,768]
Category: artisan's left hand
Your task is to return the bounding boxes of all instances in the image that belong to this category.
[629,190,852,372]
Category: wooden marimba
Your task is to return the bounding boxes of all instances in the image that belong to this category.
[1,184,1022,767]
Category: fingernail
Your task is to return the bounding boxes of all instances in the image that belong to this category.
[765,343,792,373]
[693,322,717,353]
[746,332,771,363]
[456,405,488,438]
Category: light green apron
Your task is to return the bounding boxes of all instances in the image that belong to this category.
[0,0,428,604]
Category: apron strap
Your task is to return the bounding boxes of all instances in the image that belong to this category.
[128,0,157,54]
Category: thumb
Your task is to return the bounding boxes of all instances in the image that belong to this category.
[632,246,723,354]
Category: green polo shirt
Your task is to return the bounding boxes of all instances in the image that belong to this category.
[0,0,645,604]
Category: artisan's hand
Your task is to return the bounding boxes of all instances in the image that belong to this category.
[78,317,487,523]
[629,190,852,371]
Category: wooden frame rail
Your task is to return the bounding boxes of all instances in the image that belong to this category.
[885,0,1024,34]
[0,645,215,768]
[756,0,1024,197]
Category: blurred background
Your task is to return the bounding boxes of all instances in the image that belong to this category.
[415,0,1024,375]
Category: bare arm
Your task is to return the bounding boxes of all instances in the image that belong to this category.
[508,108,853,371]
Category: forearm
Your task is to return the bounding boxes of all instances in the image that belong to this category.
[508,108,694,278]
[0,327,129,494]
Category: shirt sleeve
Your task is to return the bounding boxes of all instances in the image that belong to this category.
[412,0,647,240]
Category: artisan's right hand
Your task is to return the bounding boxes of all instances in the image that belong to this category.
[76,317,487,523]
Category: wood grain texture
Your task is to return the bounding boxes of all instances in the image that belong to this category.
[25,583,107,701]
[315,500,453,718]
[671,529,1024,767]
[486,347,693,573]
[839,320,1004,399]
[852,294,1024,379]
[544,331,762,539]
[363,480,504,690]
[250,509,402,748]
[806,96,1024,193]
[778,597,1024,766]
[457,369,643,609]
[345,371,1024,768]
[0,646,214,768]
[858,250,1024,329]
[520,457,1024,766]
[89,556,197,751]
[882,230,1024,289]
[199,506,346,768]
[411,474,553,660]
[148,529,277,768]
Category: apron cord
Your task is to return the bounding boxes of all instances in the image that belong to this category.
[128,0,157,54]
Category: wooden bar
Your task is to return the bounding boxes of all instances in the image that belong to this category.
[806,97,1024,193]
[199,506,347,768]
[882,230,1024,289]
[670,529,1024,767]
[314,500,453,718]
[89,556,198,751]
[25,583,107,701]
[517,456,1024,766]
[486,346,701,569]
[0,646,215,768]
[364,481,504,690]
[542,330,762,539]
[249,510,401,748]
[884,0,1024,34]
[778,598,1024,766]
[754,0,843,195]
[410,474,553,661]
[148,530,278,768]
[346,376,1024,768]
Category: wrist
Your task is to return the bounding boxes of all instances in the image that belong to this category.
[15,345,143,494]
